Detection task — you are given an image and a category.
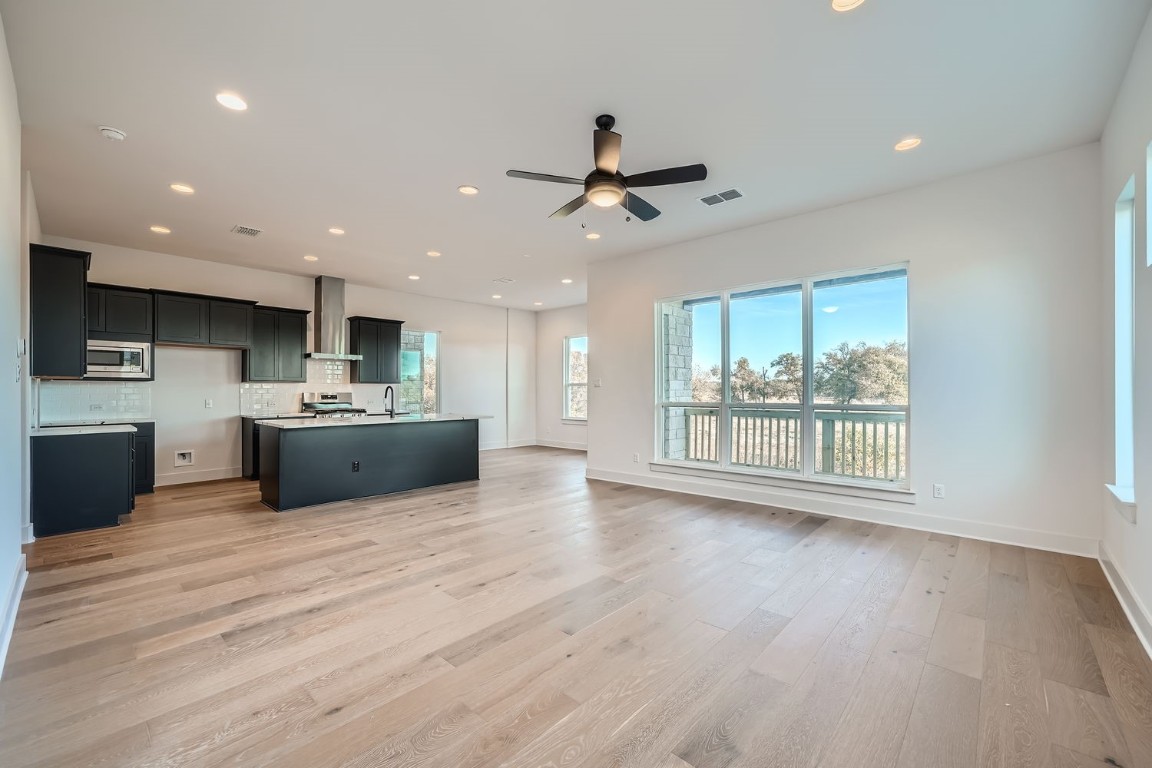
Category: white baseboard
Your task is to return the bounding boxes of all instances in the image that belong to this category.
[585,466,1099,558]
[506,439,539,448]
[1099,541,1152,660]
[155,466,242,486]
[0,553,28,680]
[535,439,588,451]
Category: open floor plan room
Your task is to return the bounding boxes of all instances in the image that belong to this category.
[2,449,1150,767]
[3,1,1152,766]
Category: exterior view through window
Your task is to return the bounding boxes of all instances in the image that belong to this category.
[565,336,588,420]
[658,265,909,486]
[400,330,439,414]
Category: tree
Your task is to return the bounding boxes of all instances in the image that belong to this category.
[814,341,907,404]
[765,352,804,402]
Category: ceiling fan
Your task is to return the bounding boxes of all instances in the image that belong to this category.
[506,114,707,222]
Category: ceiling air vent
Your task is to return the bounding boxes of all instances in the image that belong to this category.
[492,277,516,285]
[699,188,744,207]
[230,224,262,237]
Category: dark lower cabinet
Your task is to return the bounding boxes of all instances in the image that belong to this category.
[31,244,90,378]
[242,415,316,479]
[243,307,308,382]
[31,430,134,536]
[348,316,402,383]
[131,422,155,494]
[88,284,153,341]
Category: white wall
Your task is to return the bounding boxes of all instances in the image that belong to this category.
[0,10,27,671]
[1101,9,1152,644]
[152,347,243,485]
[536,304,588,450]
[41,236,536,454]
[588,144,1104,556]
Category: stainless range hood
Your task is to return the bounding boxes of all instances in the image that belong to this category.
[305,275,363,361]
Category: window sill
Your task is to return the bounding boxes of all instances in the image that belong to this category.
[649,460,917,505]
[1106,484,1137,525]
[561,419,588,426]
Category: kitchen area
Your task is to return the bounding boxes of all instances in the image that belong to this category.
[28,242,490,538]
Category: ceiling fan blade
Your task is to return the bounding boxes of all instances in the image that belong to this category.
[622,192,661,222]
[549,194,587,219]
[593,130,622,175]
[506,170,584,185]
[624,163,708,188]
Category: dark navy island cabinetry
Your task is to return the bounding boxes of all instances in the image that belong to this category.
[258,415,481,511]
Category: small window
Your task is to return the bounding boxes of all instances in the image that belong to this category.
[564,336,588,420]
[1115,178,1136,489]
[400,330,439,414]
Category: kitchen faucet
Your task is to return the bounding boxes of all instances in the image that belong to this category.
[383,385,396,417]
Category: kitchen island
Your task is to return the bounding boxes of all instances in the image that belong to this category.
[256,414,484,511]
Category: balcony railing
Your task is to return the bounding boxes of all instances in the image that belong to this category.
[677,407,907,482]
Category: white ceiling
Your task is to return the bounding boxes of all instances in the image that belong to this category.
[3,0,1149,310]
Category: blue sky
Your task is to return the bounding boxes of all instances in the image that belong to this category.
[689,275,907,371]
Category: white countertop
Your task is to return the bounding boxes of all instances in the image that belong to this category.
[41,418,153,426]
[256,413,491,429]
[32,424,138,436]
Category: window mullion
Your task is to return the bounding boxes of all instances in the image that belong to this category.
[720,290,731,468]
[801,278,815,477]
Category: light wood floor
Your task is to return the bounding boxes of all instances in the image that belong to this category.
[2,447,1150,767]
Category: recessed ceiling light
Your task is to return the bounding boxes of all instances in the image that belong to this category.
[215,92,248,111]
[492,294,502,299]
[328,227,345,235]
[561,278,573,284]
[534,301,543,306]
[169,183,195,195]
[831,0,866,11]
[523,254,532,258]
[408,275,420,280]
[458,185,480,195]
[303,254,319,262]
[585,232,601,240]
[149,225,171,234]
[426,250,441,257]
[894,136,922,152]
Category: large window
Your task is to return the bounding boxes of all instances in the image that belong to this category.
[658,265,909,487]
[564,336,588,420]
[400,330,439,414]
[1114,178,1135,492]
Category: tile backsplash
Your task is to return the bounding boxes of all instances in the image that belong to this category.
[40,380,152,423]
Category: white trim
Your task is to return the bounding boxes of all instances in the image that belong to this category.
[21,524,34,545]
[155,466,242,486]
[505,439,538,449]
[585,466,1098,557]
[1099,541,1152,661]
[536,439,588,451]
[0,554,28,680]
[560,419,588,426]
[1105,484,1137,525]
[650,460,916,504]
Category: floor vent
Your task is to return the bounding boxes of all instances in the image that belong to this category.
[230,225,263,237]
[699,188,744,206]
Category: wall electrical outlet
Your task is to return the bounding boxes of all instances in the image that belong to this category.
[632,453,640,463]
[89,403,104,411]
[204,399,213,409]
[932,484,945,499]
[175,450,195,467]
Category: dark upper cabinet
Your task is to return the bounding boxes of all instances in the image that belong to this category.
[87,284,153,341]
[348,316,402,384]
[155,292,208,344]
[154,291,256,348]
[209,300,253,347]
[30,243,90,378]
[243,307,308,382]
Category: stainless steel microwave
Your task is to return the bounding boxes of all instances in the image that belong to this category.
[86,341,151,379]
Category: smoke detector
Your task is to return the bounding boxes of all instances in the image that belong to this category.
[98,126,126,141]
[230,225,262,237]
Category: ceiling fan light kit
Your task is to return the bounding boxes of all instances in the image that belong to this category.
[506,114,707,222]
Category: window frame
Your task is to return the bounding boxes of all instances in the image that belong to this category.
[654,262,911,491]
[400,329,440,415]
[563,335,589,422]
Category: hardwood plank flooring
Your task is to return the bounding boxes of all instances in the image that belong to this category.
[1,447,1150,767]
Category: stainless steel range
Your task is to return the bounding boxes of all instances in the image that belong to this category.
[301,392,368,418]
